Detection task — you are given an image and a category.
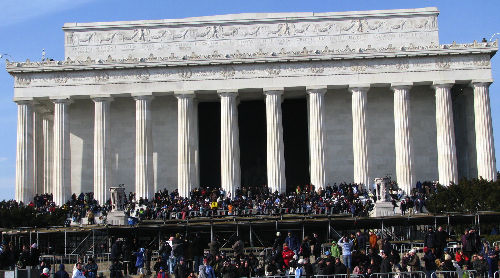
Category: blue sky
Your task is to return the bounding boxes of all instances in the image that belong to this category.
[0,0,498,200]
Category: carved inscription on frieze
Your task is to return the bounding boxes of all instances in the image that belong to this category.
[64,13,439,60]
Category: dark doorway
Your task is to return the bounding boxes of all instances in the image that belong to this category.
[198,102,221,187]
[238,100,267,186]
[282,98,310,192]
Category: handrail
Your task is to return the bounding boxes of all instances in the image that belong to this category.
[70,231,92,255]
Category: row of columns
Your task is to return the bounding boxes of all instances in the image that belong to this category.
[15,81,496,205]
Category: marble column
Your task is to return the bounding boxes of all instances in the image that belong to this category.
[391,83,414,195]
[219,90,241,198]
[264,88,286,194]
[176,92,199,197]
[471,81,497,181]
[52,98,71,206]
[349,86,370,188]
[433,82,458,185]
[306,86,327,189]
[33,108,44,194]
[42,113,53,194]
[15,100,34,204]
[92,96,113,205]
[134,95,154,200]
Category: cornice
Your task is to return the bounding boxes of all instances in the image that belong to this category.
[5,41,497,74]
[62,7,439,31]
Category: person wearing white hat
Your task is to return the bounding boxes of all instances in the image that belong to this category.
[41,268,50,278]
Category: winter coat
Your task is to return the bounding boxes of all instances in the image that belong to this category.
[285,236,300,252]
[338,238,353,256]
[380,257,392,273]
[282,246,295,267]
[330,244,341,258]
[424,231,436,248]
[134,249,145,268]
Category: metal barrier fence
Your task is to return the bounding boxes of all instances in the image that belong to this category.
[369,272,426,278]
[157,207,354,221]
[431,270,479,278]
[250,274,424,278]
[494,271,499,278]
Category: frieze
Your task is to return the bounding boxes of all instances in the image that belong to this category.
[65,16,437,47]
[63,10,440,60]
[13,54,491,88]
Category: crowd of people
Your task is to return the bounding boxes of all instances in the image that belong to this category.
[1,183,381,226]
[0,224,498,278]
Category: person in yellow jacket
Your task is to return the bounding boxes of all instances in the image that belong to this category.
[210,201,218,210]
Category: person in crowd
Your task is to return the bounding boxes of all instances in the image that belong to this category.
[84,258,98,278]
[487,245,499,278]
[380,251,392,276]
[174,258,188,278]
[282,244,295,269]
[330,241,341,259]
[356,231,367,252]
[338,236,354,271]
[440,254,455,278]
[72,263,85,278]
[309,233,322,260]
[55,264,69,278]
[40,268,50,278]
[134,248,145,275]
[435,226,449,259]
[109,260,123,278]
[285,231,300,255]
[334,257,348,275]
[294,259,304,278]
[299,237,311,259]
[423,247,437,278]
[369,231,378,252]
[424,227,436,252]
[157,267,167,278]
[471,253,488,277]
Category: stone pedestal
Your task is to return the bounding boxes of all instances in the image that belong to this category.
[107,186,128,225]
[371,201,394,217]
[370,177,394,217]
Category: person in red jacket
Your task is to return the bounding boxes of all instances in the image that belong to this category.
[282,244,295,268]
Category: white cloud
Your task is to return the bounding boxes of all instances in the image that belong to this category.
[0,157,8,162]
[0,0,95,27]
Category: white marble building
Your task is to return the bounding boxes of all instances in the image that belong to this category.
[7,7,497,205]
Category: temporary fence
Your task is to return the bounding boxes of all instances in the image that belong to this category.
[369,272,426,278]
[431,270,479,278]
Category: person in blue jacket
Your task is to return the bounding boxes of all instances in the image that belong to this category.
[134,248,145,275]
[285,231,300,255]
[338,236,354,271]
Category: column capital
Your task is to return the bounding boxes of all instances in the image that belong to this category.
[132,93,154,101]
[348,84,370,93]
[91,95,114,102]
[263,87,284,95]
[306,86,327,95]
[218,89,238,98]
[471,79,493,88]
[14,98,35,105]
[50,97,72,104]
[391,82,413,91]
[174,91,196,99]
[432,81,455,89]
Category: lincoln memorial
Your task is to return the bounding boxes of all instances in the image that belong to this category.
[7,7,497,206]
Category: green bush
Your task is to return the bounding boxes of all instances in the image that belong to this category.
[426,178,500,213]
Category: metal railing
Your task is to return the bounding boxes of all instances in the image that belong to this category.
[147,206,357,221]
[370,272,426,278]
[431,270,478,278]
